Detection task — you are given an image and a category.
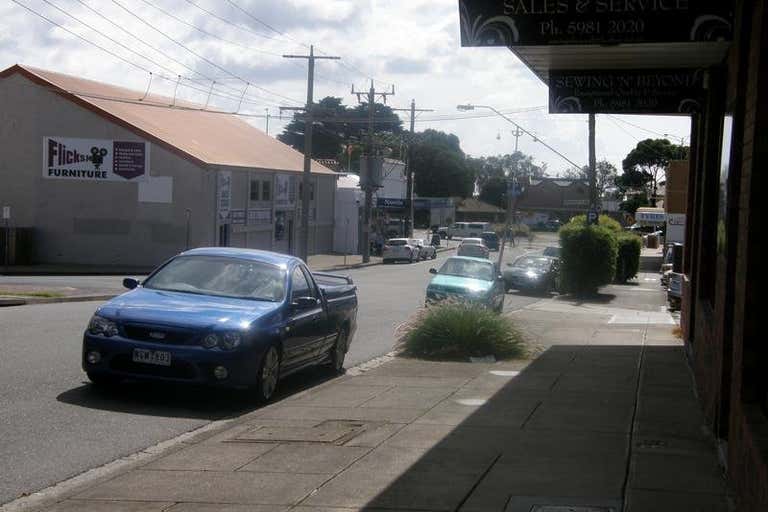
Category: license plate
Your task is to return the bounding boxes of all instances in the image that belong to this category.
[132,348,171,366]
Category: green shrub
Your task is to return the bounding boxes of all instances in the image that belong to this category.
[568,214,622,233]
[615,233,642,283]
[400,302,525,360]
[559,224,618,295]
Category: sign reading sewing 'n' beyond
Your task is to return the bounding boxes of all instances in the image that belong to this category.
[43,137,148,182]
[549,68,706,114]
[458,0,733,46]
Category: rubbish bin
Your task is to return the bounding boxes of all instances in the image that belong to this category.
[646,234,659,249]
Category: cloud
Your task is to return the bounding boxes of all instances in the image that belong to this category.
[0,0,691,174]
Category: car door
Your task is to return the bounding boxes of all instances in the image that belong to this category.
[283,266,324,369]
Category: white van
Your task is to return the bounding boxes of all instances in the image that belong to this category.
[449,222,490,239]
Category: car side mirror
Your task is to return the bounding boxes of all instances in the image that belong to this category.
[123,278,140,290]
[429,268,438,274]
[291,296,318,309]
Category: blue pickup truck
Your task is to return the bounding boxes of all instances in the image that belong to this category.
[82,248,357,401]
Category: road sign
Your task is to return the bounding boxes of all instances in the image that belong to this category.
[2,206,9,220]
[587,209,599,225]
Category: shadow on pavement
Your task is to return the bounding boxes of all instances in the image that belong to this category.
[56,366,341,421]
[554,292,618,305]
[306,344,726,512]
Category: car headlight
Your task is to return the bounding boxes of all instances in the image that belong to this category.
[88,315,118,337]
[201,333,219,349]
[221,332,242,350]
[525,271,540,279]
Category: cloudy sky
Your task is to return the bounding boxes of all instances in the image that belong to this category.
[1,0,691,175]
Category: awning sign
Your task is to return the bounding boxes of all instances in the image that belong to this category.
[377,197,406,209]
[43,137,148,181]
[458,0,733,46]
[549,69,705,114]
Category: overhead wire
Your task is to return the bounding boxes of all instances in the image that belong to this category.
[9,0,286,109]
[109,0,303,105]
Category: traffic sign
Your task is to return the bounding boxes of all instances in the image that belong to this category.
[587,209,599,225]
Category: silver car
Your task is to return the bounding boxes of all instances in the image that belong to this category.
[383,238,417,263]
[414,239,437,260]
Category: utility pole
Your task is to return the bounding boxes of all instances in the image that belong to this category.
[282,45,340,261]
[588,113,598,212]
[265,108,270,136]
[353,81,395,263]
[392,100,433,237]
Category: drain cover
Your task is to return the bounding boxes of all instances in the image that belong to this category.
[530,507,614,512]
[229,420,370,445]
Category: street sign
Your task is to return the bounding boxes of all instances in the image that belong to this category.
[2,206,9,220]
[549,69,706,114]
[458,0,733,47]
[587,209,599,225]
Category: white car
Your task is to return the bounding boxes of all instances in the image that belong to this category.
[457,243,490,259]
[383,238,417,263]
[459,237,485,247]
[414,239,437,260]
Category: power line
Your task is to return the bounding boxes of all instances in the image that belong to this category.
[8,0,284,109]
[224,0,392,88]
[606,114,686,141]
[182,0,293,44]
[109,0,303,105]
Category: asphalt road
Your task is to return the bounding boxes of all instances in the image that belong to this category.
[0,234,556,504]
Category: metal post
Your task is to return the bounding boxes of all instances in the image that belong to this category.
[185,208,191,250]
[406,100,415,237]
[3,218,9,273]
[588,113,598,209]
[497,170,516,268]
[362,84,375,263]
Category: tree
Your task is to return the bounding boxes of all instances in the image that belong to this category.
[561,159,618,197]
[620,139,688,206]
[277,96,403,170]
[411,129,475,198]
[474,151,546,208]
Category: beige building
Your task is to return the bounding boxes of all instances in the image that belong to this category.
[0,65,337,268]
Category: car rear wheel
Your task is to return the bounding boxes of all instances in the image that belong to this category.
[328,327,348,373]
[256,345,280,402]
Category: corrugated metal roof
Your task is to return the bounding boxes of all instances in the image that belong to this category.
[0,64,334,175]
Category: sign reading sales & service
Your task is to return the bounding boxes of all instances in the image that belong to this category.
[43,137,148,182]
[459,0,733,46]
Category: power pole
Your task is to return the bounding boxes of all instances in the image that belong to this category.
[282,45,340,261]
[353,81,395,263]
[588,113,598,211]
[265,108,270,136]
[392,100,433,237]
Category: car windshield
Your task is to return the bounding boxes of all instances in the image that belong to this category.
[143,255,286,301]
[543,246,561,257]
[512,256,551,270]
[388,239,408,246]
[462,238,483,245]
[439,258,494,281]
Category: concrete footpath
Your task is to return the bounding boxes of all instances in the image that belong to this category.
[4,274,729,512]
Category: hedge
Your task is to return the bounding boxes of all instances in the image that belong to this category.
[559,223,618,296]
[568,214,623,233]
[615,233,642,283]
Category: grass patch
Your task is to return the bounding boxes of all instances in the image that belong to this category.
[398,302,526,361]
[0,290,64,298]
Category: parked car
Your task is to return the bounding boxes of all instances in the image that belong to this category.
[81,248,358,401]
[383,238,418,263]
[416,239,437,259]
[449,222,490,239]
[459,237,485,246]
[426,256,505,312]
[503,255,559,293]
[480,231,500,251]
[542,246,561,260]
[457,242,490,259]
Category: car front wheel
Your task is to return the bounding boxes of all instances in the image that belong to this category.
[256,345,281,402]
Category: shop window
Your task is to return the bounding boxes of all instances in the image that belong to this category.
[262,180,271,201]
